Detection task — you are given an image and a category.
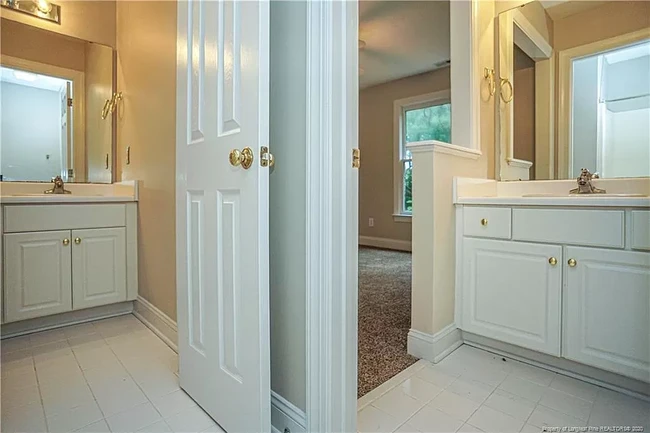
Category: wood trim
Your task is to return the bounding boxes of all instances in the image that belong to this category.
[407,324,463,363]
[0,302,133,339]
[450,0,480,151]
[305,1,358,432]
[557,28,650,180]
[406,140,482,160]
[133,296,178,352]
[271,391,307,433]
[0,55,86,182]
[359,236,412,252]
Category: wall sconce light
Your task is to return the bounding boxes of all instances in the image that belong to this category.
[0,0,61,24]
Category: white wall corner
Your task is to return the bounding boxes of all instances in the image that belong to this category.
[271,391,307,433]
[133,296,178,353]
[449,0,480,150]
[407,324,463,364]
[359,236,412,252]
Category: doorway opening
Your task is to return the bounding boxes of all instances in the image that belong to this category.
[357,0,451,399]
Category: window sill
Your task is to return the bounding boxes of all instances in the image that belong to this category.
[392,213,412,223]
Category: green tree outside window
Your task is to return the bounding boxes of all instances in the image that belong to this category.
[402,103,451,213]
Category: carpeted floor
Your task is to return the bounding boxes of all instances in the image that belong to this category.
[358,247,417,398]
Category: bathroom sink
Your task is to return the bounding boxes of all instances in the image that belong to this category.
[522,193,647,198]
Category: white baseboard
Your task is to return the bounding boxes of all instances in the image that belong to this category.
[133,296,178,353]
[1,302,134,339]
[271,391,306,433]
[359,235,412,252]
[408,323,463,363]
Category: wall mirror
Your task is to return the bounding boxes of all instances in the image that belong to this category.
[0,18,115,183]
[495,0,650,181]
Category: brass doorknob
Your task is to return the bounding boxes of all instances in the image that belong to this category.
[480,218,488,226]
[548,257,557,266]
[568,258,577,267]
[63,238,70,246]
[75,237,82,244]
[229,147,254,170]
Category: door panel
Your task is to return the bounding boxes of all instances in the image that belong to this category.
[564,246,650,382]
[4,231,72,322]
[462,238,562,355]
[71,228,127,310]
[176,0,271,431]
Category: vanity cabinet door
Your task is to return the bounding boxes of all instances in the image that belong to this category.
[71,228,127,310]
[462,238,562,355]
[3,231,73,322]
[564,247,650,382]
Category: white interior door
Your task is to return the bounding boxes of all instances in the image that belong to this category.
[176,1,270,432]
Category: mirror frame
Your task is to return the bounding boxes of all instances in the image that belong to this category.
[495,7,554,180]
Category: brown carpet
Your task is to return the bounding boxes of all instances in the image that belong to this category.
[358,247,417,398]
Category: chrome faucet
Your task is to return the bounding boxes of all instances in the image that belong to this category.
[44,176,71,194]
[570,168,606,194]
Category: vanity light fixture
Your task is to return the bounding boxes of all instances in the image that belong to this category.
[0,0,61,24]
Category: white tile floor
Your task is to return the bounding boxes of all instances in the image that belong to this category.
[3,317,649,433]
[1,314,223,433]
[357,345,650,433]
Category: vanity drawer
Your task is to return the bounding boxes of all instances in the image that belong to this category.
[463,206,512,239]
[630,210,650,251]
[512,208,624,248]
[3,204,126,233]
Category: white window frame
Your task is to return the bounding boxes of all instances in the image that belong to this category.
[392,89,451,222]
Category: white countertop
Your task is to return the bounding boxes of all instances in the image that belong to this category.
[456,196,650,207]
[0,195,137,204]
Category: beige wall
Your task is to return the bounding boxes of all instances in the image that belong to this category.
[359,68,451,243]
[116,1,178,320]
[85,43,114,183]
[553,1,650,52]
[1,0,116,48]
[513,47,535,170]
[0,18,87,71]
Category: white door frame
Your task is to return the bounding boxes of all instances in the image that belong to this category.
[304,1,358,432]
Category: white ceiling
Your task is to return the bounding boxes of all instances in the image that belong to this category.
[1,66,67,92]
[359,0,450,89]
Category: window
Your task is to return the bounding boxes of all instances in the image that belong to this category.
[393,91,451,219]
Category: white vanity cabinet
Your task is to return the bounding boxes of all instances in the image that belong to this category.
[4,231,73,322]
[563,246,650,382]
[456,204,650,383]
[1,203,137,324]
[71,227,127,310]
[462,238,562,355]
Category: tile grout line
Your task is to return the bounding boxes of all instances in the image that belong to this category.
[100,317,178,431]
[69,322,112,431]
[31,348,51,433]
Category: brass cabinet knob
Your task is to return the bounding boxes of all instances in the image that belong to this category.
[568,258,577,267]
[229,147,254,169]
[548,257,557,266]
[75,237,82,245]
[63,238,70,246]
[480,218,488,226]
